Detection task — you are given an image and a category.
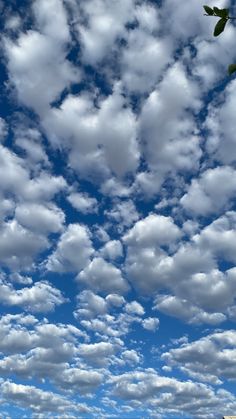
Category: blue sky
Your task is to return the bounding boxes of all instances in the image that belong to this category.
[1,0,236,417]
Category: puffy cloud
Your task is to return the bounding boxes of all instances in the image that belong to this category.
[77,341,118,366]
[15,203,65,234]
[121,349,141,364]
[121,13,172,93]
[193,211,236,263]
[1,381,81,414]
[154,294,226,325]
[57,368,103,394]
[0,117,8,142]
[75,289,108,319]
[0,280,66,312]
[42,85,139,180]
[100,240,123,260]
[76,0,134,64]
[77,257,129,294]
[125,301,145,316]
[0,220,49,270]
[137,62,202,195]
[4,0,78,114]
[181,166,236,216]
[105,199,139,230]
[0,143,66,203]
[47,223,94,272]
[110,369,236,418]
[142,317,160,332]
[162,330,236,384]
[124,214,181,248]
[67,192,98,214]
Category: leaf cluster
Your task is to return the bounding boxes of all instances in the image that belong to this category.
[203,5,236,75]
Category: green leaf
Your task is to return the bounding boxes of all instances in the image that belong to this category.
[228,64,236,75]
[214,18,227,36]
[203,5,214,15]
[213,7,229,18]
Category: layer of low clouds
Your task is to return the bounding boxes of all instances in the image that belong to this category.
[1,0,236,417]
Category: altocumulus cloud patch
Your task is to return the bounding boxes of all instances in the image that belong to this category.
[0,0,236,418]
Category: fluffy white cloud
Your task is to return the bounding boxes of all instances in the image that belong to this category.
[124,214,181,248]
[75,289,108,319]
[4,0,78,114]
[100,240,123,260]
[125,301,144,316]
[0,220,49,270]
[0,144,66,202]
[76,0,134,64]
[47,223,94,272]
[67,191,98,214]
[121,7,172,93]
[142,317,160,332]
[105,199,139,230]
[162,330,236,384]
[110,369,236,418]
[15,203,65,234]
[43,85,139,180]
[136,62,202,195]
[1,381,82,414]
[0,280,66,312]
[78,341,118,366]
[181,166,236,215]
[77,257,129,294]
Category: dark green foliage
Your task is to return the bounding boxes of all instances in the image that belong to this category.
[213,7,229,18]
[203,5,236,76]
[228,64,236,75]
[203,5,214,15]
[213,18,227,36]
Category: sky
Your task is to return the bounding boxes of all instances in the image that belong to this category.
[1,0,236,417]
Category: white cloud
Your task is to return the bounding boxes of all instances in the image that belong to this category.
[76,0,134,64]
[162,329,236,384]
[75,289,108,319]
[43,85,139,180]
[0,117,8,142]
[4,0,79,114]
[110,369,236,418]
[67,192,98,214]
[121,23,172,94]
[125,301,144,316]
[1,381,80,414]
[137,62,202,195]
[105,199,139,230]
[0,280,66,312]
[181,166,236,215]
[124,214,181,248]
[142,317,160,332]
[77,257,129,294]
[47,223,94,272]
[121,349,141,364]
[78,341,118,366]
[0,220,49,270]
[100,240,123,260]
[15,203,65,234]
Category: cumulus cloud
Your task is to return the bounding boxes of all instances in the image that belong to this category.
[1,381,81,414]
[162,329,236,384]
[110,369,236,418]
[77,257,129,294]
[46,223,94,272]
[4,0,79,114]
[0,280,66,312]
[67,191,98,214]
[0,220,49,270]
[181,166,236,215]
